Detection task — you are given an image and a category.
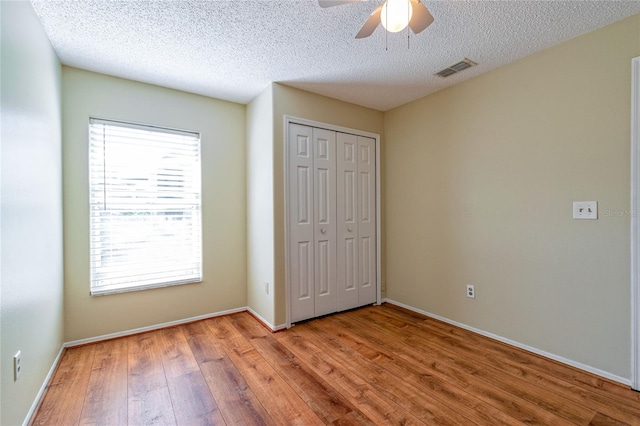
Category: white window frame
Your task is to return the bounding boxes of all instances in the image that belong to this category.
[88,117,203,296]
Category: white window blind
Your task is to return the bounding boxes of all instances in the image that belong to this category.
[89,118,202,295]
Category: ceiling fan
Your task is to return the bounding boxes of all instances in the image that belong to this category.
[319,0,434,39]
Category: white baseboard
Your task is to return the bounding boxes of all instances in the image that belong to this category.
[382,298,631,386]
[22,344,65,426]
[246,307,287,331]
[64,306,247,347]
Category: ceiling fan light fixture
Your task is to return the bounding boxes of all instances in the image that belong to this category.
[381,0,413,33]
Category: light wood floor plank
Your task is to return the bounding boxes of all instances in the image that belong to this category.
[79,338,128,425]
[306,316,522,426]
[31,344,96,425]
[292,319,473,425]
[128,386,176,426]
[182,321,274,426]
[347,307,598,424]
[167,370,226,425]
[589,412,630,425]
[229,313,369,425]
[327,310,578,425]
[158,326,200,379]
[277,329,427,425]
[288,322,472,425]
[128,332,168,397]
[205,317,324,426]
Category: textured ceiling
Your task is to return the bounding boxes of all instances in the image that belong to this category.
[31,0,640,111]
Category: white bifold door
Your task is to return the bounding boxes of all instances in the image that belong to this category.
[288,123,377,323]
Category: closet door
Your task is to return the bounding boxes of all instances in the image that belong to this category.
[288,124,337,322]
[337,134,377,309]
[288,124,315,322]
[357,136,377,305]
[312,128,337,317]
[336,133,359,311]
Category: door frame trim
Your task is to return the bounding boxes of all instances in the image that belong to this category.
[631,56,640,390]
[284,116,382,328]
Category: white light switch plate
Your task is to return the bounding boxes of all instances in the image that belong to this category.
[573,201,597,219]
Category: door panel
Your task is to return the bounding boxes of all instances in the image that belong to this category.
[337,133,359,311]
[317,168,330,224]
[360,171,372,222]
[289,124,315,322]
[345,238,356,291]
[297,242,312,299]
[313,128,337,316]
[358,136,377,305]
[317,240,330,296]
[297,167,311,224]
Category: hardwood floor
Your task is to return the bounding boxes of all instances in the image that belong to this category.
[32,304,640,425]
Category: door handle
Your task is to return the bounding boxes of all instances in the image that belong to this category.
[320,228,326,234]
[347,227,352,232]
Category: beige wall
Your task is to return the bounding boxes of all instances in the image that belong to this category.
[1,2,64,424]
[246,85,276,324]
[62,68,247,341]
[272,83,385,325]
[384,14,640,378]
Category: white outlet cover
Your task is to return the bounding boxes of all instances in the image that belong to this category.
[466,285,475,299]
[14,351,21,380]
[573,201,597,220]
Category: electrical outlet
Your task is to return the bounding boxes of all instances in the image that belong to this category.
[14,351,21,381]
[265,282,269,295]
[466,285,475,299]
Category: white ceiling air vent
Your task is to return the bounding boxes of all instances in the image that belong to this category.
[434,58,477,78]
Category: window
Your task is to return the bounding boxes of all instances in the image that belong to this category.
[89,118,202,295]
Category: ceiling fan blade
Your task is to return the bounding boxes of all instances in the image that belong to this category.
[355,5,382,39]
[318,0,365,8]
[408,0,434,34]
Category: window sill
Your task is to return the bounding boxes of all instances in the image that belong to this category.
[90,278,201,296]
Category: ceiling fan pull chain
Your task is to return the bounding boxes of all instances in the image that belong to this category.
[407,3,410,49]
[384,18,389,52]
[385,9,388,51]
